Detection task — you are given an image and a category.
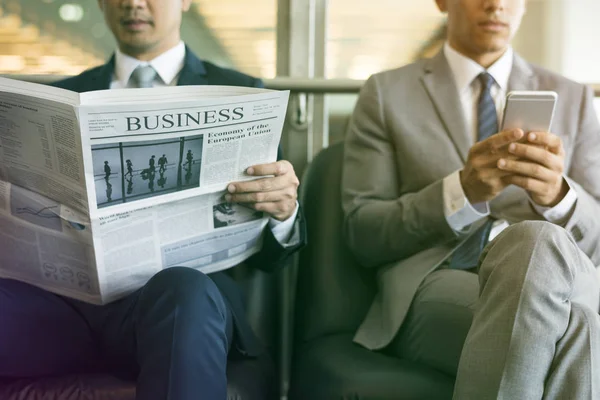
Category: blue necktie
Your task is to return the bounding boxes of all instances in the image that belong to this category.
[449,72,498,270]
[476,72,499,141]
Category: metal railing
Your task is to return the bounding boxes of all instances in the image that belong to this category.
[4,74,600,96]
[4,74,364,93]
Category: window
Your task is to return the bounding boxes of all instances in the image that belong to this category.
[326,0,444,78]
[0,0,277,78]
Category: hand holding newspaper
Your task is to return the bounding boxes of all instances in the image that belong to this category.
[0,77,289,304]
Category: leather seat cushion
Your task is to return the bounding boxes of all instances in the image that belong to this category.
[289,334,455,400]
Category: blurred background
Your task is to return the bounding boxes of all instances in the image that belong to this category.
[1,0,599,171]
[0,0,444,78]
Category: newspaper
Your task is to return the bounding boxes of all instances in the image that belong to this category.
[0,77,289,304]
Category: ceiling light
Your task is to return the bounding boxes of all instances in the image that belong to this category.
[59,4,84,22]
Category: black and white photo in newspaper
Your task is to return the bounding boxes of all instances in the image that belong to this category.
[91,134,204,209]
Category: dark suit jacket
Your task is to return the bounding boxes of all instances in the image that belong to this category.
[53,47,307,356]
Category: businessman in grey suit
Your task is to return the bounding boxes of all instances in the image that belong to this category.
[342,0,600,398]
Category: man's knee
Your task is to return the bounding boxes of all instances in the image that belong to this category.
[495,220,571,247]
[479,221,587,297]
[140,267,226,317]
[483,221,576,274]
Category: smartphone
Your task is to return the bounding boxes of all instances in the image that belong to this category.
[501,91,558,133]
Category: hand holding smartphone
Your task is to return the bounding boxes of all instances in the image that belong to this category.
[496,91,567,206]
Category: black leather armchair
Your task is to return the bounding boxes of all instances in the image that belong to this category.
[0,266,280,400]
[289,142,455,399]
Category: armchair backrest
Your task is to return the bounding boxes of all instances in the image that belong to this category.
[295,142,376,345]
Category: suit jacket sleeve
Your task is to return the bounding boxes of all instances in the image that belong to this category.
[246,205,306,272]
[245,76,307,271]
[342,75,457,268]
[563,85,600,265]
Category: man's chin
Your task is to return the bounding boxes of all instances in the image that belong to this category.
[475,38,510,55]
[119,39,155,55]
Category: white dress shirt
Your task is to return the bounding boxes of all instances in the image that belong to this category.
[111,42,186,88]
[110,41,299,245]
[441,42,577,233]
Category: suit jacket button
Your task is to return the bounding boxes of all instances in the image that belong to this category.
[570,225,583,241]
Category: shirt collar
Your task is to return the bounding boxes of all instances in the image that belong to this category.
[114,41,186,87]
[443,42,513,93]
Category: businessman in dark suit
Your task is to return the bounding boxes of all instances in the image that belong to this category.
[0,0,306,399]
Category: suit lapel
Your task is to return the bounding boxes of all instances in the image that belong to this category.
[421,51,471,163]
[507,53,538,92]
[86,56,115,91]
[176,46,209,86]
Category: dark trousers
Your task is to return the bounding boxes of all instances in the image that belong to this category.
[0,267,234,400]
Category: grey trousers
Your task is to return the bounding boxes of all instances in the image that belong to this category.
[387,221,600,399]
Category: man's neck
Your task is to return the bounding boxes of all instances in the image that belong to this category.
[119,40,181,62]
[448,41,508,69]
[113,41,186,88]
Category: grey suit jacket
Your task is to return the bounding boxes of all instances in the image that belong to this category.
[342,50,600,350]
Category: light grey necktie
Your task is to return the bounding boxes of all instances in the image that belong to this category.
[130,65,157,88]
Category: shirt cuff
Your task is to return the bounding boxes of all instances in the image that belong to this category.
[443,170,490,233]
[268,201,299,246]
[530,178,577,226]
